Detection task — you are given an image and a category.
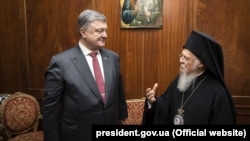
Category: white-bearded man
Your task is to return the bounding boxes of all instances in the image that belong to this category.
[142,31,236,125]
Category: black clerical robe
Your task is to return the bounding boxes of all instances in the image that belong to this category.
[142,71,236,125]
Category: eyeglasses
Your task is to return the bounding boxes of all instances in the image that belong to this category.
[179,54,197,62]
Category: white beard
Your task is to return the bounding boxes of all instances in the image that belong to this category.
[177,60,201,92]
[177,72,196,92]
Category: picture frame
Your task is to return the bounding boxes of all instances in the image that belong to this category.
[120,0,163,28]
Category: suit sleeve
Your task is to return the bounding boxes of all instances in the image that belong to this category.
[116,56,128,120]
[43,56,63,141]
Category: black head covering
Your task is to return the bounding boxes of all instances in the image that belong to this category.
[183,30,236,123]
[184,30,224,81]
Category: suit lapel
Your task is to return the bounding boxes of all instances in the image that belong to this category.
[71,46,103,102]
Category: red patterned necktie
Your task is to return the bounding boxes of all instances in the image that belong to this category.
[89,52,106,103]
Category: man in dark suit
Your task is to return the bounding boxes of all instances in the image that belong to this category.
[43,9,128,141]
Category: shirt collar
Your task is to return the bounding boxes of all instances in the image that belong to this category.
[78,41,100,56]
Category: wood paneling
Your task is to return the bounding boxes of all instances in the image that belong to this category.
[0,0,250,124]
[0,0,27,92]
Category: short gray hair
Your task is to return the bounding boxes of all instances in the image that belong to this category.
[78,9,107,32]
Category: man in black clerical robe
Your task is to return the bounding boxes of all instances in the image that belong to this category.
[142,31,236,125]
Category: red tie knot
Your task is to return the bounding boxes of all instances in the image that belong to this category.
[89,52,97,58]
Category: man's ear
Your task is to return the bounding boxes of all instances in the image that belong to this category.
[195,60,204,68]
[198,62,204,68]
[80,28,86,38]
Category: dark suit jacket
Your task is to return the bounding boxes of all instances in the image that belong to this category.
[43,45,128,141]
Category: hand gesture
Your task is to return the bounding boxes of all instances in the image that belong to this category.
[145,83,158,104]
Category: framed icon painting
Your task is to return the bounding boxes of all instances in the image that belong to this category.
[120,0,163,28]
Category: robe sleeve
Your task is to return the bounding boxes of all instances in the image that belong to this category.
[142,99,156,125]
[142,93,171,124]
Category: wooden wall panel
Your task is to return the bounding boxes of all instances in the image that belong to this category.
[0,0,27,92]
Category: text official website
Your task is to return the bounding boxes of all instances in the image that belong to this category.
[92,125,250,140]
